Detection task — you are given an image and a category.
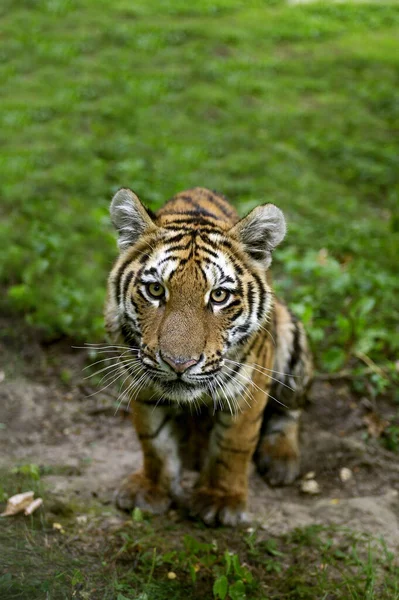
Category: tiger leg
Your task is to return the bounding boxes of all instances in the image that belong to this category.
[115,401,182,514]
[255,409,301,486]
[191,393,268,527]
[254,301,313,486]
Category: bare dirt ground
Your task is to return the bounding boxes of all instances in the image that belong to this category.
[1,319,398,550]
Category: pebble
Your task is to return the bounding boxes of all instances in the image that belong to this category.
[300,479,320,495]
[76,515,88,524]
[246,527,255,534]
[339,467,353,483]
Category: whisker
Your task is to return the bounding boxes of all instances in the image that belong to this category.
[219,368,250,410]
[257,323,277,348]
[113,361,143,382]
[249,360,299,379]
[206,379,218,415]
[95,362,125,387]
[82,349,134,371]
[152,391,169,413]
[83,366,129,399]
[214,373,237,416]
[114,362,151,412]
[226,356,296,379]
[224,358,295,393]
[85,363,142,401]
[114,370,143,415]
[83,349,139,357]
[83,357,141,380]
[125,373,150,412]
[222,364,288,410]
[210,381,219,415]
[74,343,137,352]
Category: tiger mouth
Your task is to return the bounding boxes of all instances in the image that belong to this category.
[146,367,219,394]
[147,370,214,388]
[151,378,211,403]
[156,379,202,391]
[141,360,221,383]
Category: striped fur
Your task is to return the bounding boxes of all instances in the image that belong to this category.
[105,187,313,526]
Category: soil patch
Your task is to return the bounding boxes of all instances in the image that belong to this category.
[1,323,398,549]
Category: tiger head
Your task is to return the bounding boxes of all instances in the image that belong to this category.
[106,188,286,403]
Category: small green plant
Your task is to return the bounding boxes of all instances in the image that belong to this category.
[245,533,284,574]
[213,551,254,599]
[11,463,41,481]
[383,424,399,453]
[132,507,145,522]
[60,368,72,384]
[160,535,218,584]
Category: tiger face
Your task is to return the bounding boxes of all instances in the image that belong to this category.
[106,188,286,403]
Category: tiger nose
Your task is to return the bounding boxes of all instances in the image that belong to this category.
[160,352,199,374]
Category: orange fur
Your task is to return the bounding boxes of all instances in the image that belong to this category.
[106,187,313,525]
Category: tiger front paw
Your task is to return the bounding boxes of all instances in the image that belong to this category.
[191,487,248,527]
[115,472,171,515]
[255,417,301,486]
[257,453,300,486]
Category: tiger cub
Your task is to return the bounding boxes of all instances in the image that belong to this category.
[105,187,313,526]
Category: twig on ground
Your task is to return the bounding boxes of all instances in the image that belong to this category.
[354,351,387,378]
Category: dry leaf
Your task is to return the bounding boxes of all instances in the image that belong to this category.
[24,498,43,515]
[363,412,388,438]
[1,491,34,516]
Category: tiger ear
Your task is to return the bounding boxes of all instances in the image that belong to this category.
[231,204,286,267]
[110,188,156,251]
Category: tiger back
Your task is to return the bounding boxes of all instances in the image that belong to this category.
[105,187,313,526]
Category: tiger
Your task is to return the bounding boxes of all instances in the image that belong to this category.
[105,187,313,526]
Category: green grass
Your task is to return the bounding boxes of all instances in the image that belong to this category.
[0,0,398,377]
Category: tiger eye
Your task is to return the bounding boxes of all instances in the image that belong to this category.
[210,288,229,304]
[146,282,165,299]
